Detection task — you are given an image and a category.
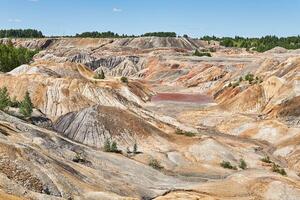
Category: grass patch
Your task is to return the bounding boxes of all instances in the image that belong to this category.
[148,159,164,170]
[175,129,196,137]
[220,161,237,170]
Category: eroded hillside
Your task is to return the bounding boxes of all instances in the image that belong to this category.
[0,37,299,200]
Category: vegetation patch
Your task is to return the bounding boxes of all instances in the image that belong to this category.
[0,87,33,117]
[148,159,164,170]
[175,129,196,137]
[120,76,128,83]
[272,163,287,176]
[103,139,122,153]
[0,29,44,38]
[239,159,247,170]
[201,35,300,52]
[228,73,263,88]
[193,49,212,57]
[260,156,272,163]
[220,161,237,170]
[0,43,38,72]
[126,143,141,155]
[260,156,287,176]
[94,69,105,79]
[75,31,176,38]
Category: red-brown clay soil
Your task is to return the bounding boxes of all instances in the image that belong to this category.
[151,93,214,104]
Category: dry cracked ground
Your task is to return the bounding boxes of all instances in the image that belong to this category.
[0,37,299,200]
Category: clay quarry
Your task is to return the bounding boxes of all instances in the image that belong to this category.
[0,36,299,200]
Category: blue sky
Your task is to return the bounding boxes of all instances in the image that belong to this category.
[0,0,299,37]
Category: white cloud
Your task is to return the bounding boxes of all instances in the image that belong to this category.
[113,8,122,12]
[8,19,22,23]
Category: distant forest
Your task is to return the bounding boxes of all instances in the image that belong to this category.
[201,35,300,52]
[0,29,44,38]
[75,31,177,38]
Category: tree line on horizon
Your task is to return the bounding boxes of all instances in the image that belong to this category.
[201,35,300,52]
[0,29,44,38]
[75,31,177,38]
[0,29,177,38]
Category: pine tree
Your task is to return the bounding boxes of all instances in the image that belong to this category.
[111,141,118,152]
[100,69,105,79]
[133,143,138,154]
[0,87,10,111]
[104,139,111,152]
[19,91,33,117]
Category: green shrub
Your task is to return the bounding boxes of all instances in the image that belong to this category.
[148,159,163,170]
[272,163,287,176]
[0,44,38,72]
[111,141,118,152]
[193,50,212,57]
[260,156,272,163]
[220,161,237,170]
[245,73,254,83]
[120,76,128,83]
[103,139,121,153]
[104,139,111,152]
[239,159,247,170]
[19,91,33,117]
[175,129,196,137]
[94,69,105,79]
[72,152,86,163]
[0,87,10,111]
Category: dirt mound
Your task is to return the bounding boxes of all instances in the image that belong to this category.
[54,105,166,148]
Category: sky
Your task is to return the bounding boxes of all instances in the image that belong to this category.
[0,0,300,37]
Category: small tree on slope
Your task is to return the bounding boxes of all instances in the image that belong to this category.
[19,91,33,117]
[0,87,10,111]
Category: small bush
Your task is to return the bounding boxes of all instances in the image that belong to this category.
[148,159,163,170]
[220,161,237,170]
[103,139,121,153]
[245,73,254,83]
[261,156,272,163]
[120,76,128,83]
[193,49,212,57]
[94,69,105,79]
[175,129,196,137]
[239,159,247,170]
[272,163,287,176]
[72,152,86,163]
[111,141,118,152]
[104,139,111,152]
